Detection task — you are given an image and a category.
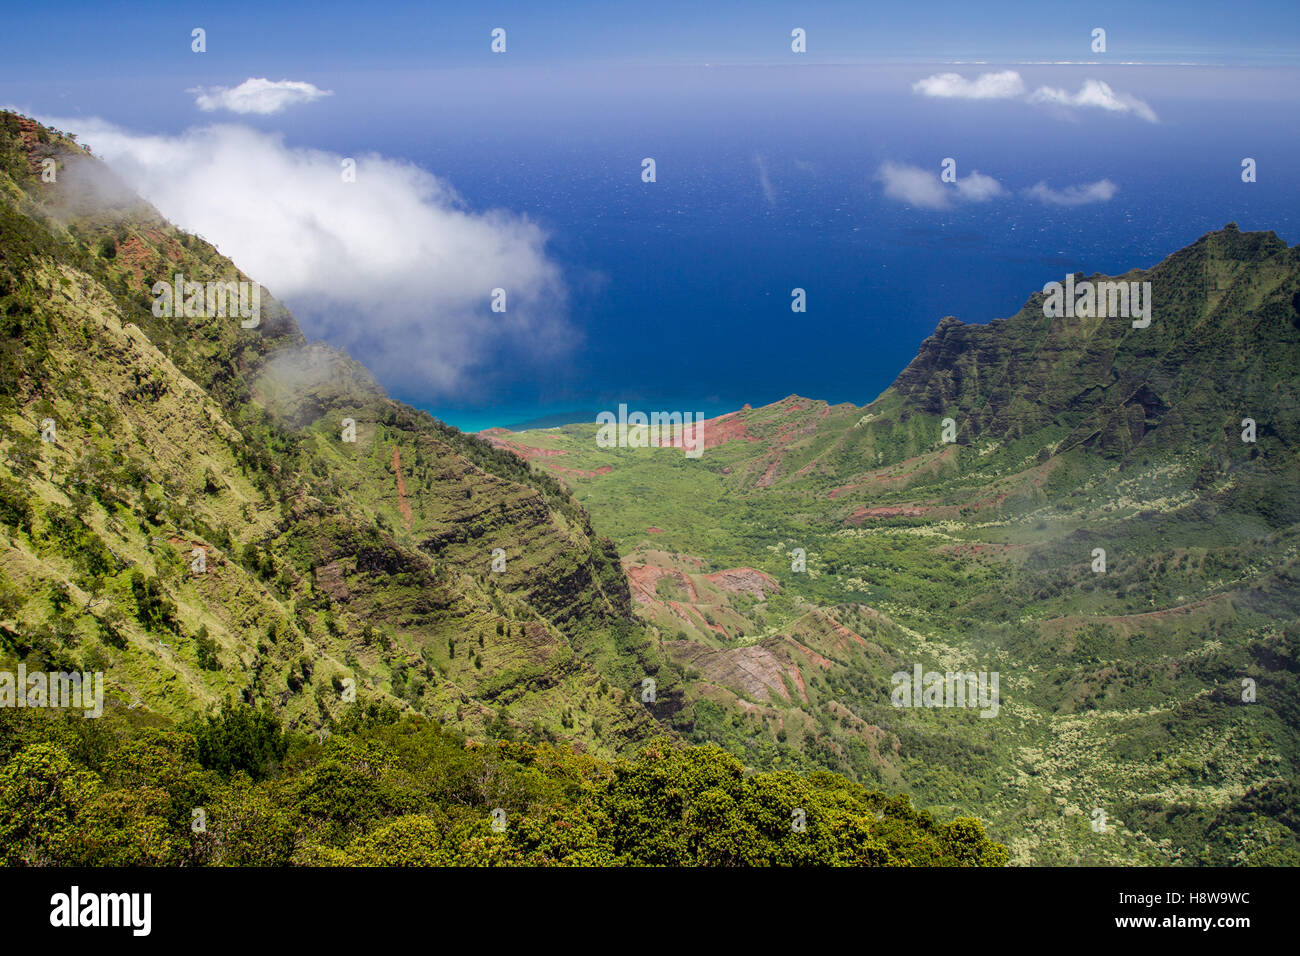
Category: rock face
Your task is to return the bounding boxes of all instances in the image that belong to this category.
[669,641,803,703]
[888,227,1300,466]
[703,568,779,600]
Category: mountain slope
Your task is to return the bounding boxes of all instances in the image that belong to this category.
[0,110,680,755]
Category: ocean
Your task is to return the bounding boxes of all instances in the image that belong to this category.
[278,64,1300,431]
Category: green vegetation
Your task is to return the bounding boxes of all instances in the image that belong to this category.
[0,109,1294,867]
[0,704,1006,867]
[0,109,673,758]
[501,228,1300,865]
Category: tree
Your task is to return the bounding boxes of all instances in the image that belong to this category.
[0,743,100,864]
[185,699,287,781]
[64,788,176,865]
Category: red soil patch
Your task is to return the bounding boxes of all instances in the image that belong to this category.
[163,535,215,558]
[756,458,781,488]
[624,564,699,604]
[785,638,835,670]
[826,616,869,649]
[669,642,803,702]
[703,567,779,600]
[655,408,757,452]
[140,228,185,261]
[480,431,568,460]
[788,663,808,703]
[946,491,1010,513]
[829,447,959,499]
[846,505,928,523]
[391,445,413,529]
[115,235,156,290]
[15,116,48,176]
[942,543,989,556]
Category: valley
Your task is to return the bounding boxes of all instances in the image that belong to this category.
[492,232,1300,863]
[1,110,1295,867]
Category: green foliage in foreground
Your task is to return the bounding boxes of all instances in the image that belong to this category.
[0,702,1006,867]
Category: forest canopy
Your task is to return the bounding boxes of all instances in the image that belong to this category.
[0,702,1007,867]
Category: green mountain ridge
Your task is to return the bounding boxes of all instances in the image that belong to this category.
[0,110,680,755]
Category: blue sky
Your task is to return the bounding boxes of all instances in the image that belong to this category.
[4,0,1299,75]
[3,3,1298,430]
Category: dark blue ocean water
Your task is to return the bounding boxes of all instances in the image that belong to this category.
[283,65,1299,431]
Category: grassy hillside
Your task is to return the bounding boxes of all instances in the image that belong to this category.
[497,227,1300,864]
[0,110,682,757]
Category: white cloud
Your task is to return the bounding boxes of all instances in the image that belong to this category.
[912,70,1026,99]
[44,117,571,398]
[877,162,1003,210]
[913,70,1157,122]
[190,78,332,115]
[1028,79,1158,122]
[1024,179,1119,206]
[955,170,1004,202]
[879,163,948,209]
